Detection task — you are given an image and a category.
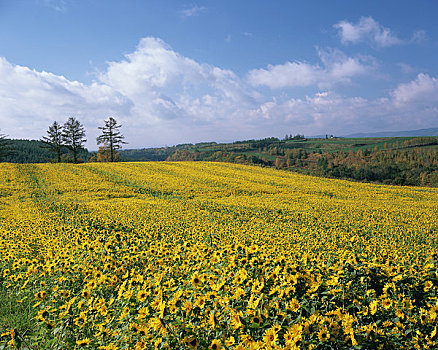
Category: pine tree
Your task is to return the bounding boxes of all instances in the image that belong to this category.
[0,131,13,162]
[62,117,87,164]
[41,121,64,163]
[96,117,126,162]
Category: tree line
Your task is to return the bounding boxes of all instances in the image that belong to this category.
[40,116,126,163]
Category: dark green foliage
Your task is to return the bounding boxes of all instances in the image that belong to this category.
[62,117,87,164]
[40,121,63,163]
[283,134,305,140]
[119,147,176,161]
[0,132,13,161]
[1,140,92,163]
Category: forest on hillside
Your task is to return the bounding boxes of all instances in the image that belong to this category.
[0,139,92,163]
[166,136,438,187]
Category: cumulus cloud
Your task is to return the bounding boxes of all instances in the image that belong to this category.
[247,61,321,89]
[391,73,438,105]
[249,81,438,136]
[247,48,373,89]
[334,17,403,47]
[1,37,438,147]
[0,57,130,142]
[98,37,255,129]
[250,92,375,134]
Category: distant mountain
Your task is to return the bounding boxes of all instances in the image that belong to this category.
[343,127,438,138]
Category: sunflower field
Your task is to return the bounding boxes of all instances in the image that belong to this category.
[0,162,437,349]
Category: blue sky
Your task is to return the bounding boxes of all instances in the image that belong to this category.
[1,0,437,148]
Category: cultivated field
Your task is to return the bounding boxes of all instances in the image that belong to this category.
[0,162,437,349]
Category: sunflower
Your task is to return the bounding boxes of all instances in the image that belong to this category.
[287,298,300,312]
[317,327,330,342]
[248,244,258,254]
[252,314,262,325]
[284,329,294,345]
[191,272,203,288]
[382,298,393,310]
[263,327,278,346]
[35,290,47,301]
[169,303,178,314]
[36,308,49,322]
[138,306,150,319]
[225,336,235,347]
[137,289,148,302]
[369,300,378,315]
[194,295,206,309]
[210,339,221,350]
[74,312,87,328]
[87,279,97,290]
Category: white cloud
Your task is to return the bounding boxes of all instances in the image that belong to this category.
[391,73,438,105]
[0,57,131,143]
[1,37,438,148]
[247,61,320,89]
[334,17,403,47]
[249,82,438,137]
[179,5,206,18]
[250,92,372,133]
[98,37,254,129]
[247,48,373,89]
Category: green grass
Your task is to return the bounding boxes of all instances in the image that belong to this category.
[0,284,37,349]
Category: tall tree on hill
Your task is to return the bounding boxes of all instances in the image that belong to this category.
[41,121,64,163]
[62,117,86,164]
[96,117,126,162]
[0,131,13,162]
